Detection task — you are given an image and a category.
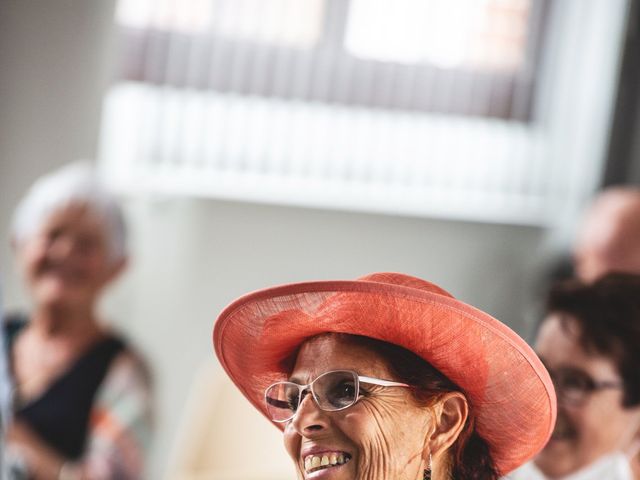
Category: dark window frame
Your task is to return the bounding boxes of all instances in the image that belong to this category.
[602,0,640,186]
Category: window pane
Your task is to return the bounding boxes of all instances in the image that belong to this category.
[345,0,531,72]
[116,0,325,48]
[116,0,214,33]
[213,0,325,48]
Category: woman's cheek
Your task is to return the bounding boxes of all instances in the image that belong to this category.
[283,425,301,466]
[354,400,429,480]
[346,409,397,479]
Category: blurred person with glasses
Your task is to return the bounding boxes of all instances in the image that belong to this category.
[213,272,556,480]
[510,273,640,480]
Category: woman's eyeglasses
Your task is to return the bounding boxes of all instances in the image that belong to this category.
[547,366,623,406]
[264,369,410,423]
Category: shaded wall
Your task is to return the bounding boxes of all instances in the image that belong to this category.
[0,0,117,304]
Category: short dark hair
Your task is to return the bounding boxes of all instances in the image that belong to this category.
[545,273,640,407]
[336,333,500,480]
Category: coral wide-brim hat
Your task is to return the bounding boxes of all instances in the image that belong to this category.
[213,272,556,475]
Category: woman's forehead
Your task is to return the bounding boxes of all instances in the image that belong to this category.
[290,334,392,381]
[536,314,578,346]
[536,315,620,378]
[41,202,107,233]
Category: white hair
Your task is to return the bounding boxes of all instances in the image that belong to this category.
[11,162,127,262]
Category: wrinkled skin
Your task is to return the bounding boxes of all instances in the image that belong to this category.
[284,335,433,480]
[534,314,640,478]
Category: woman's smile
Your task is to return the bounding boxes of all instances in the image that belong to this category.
[302,449,352,478]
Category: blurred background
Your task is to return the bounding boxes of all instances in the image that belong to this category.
[1,0,639,477]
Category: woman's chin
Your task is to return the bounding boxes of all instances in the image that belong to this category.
[298,457,354,480]
[34,285,88,310]
[534,445,581,479]
[304,462,350,479]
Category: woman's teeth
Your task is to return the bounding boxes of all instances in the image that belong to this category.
[304,452,351,473]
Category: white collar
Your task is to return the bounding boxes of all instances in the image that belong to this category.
[507,453,634,480]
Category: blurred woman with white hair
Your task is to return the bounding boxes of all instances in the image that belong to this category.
[4,163,152,479]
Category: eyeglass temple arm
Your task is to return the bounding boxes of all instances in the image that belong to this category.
[594,380,623,390]
[358,375,410,387]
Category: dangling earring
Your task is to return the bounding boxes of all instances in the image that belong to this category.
[423,453,433,480]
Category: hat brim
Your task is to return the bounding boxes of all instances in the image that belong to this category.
[213,276,556,475]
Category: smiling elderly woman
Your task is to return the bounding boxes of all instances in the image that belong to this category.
[213,273,556,480]
[5,163,152,479]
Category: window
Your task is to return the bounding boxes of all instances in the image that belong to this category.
[100,0,629,226]
[115,0,544,119]
[346,0,531,72]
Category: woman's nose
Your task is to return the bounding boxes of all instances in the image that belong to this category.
[291,392,329,435]
[48,235,76,259]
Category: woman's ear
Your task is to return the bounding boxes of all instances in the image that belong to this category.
[427,392,469,460]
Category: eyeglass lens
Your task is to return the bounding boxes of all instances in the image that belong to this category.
[559,369,590,393]
[265,370,359,422]
[551,367,612,405]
